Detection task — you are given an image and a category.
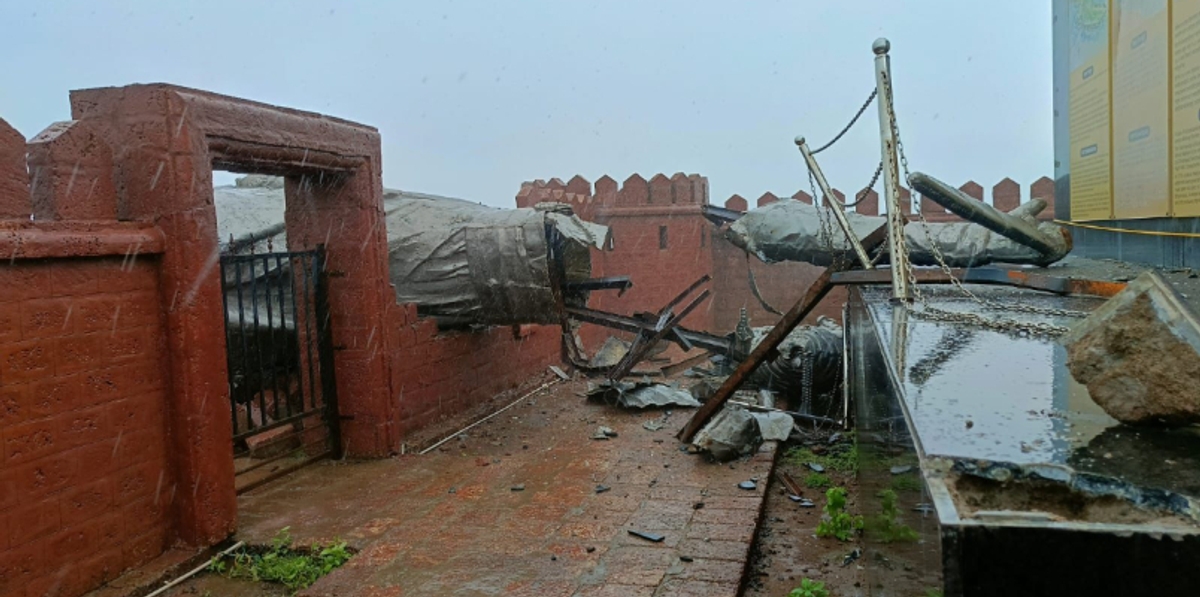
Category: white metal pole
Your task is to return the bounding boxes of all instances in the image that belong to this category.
[873,38,911,302]
[795,137,874,269]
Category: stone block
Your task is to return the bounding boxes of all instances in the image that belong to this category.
[1062,271,1200,425]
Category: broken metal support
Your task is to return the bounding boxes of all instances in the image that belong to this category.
[679,224,889,443]
[562,276,634,296]
[795,137,874,269]
[564,306,731,354]
[608,288,712,381]
[909,171,1071,264]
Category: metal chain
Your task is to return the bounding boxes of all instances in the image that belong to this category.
[812,89,878,155]
[878,72,1078,337]
[824,161,883,210]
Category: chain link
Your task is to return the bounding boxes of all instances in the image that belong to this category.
[878,71,1081,337]
[812,89,878,155]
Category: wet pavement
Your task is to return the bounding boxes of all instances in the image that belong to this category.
[232,378,776,597]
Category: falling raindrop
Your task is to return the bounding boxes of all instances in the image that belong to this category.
[149,161,165,191]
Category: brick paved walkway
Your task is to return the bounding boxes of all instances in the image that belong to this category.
[235,379,776,597]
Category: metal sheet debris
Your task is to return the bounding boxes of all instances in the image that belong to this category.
[751,411,794,441]
[587,380,701,409]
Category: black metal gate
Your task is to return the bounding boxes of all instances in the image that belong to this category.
[219,247,340,490]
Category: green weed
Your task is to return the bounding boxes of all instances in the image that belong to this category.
[804,473,831,489]
[210,527,352,594]
[787,578,830,597]
[924,589,944,597]
[890,474,922,493]
[866,489,919,544]
[785,441,858,475]
[815,487,863,542]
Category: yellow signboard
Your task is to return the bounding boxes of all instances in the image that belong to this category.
[1064,0,1200,220]
[1174,0,1200,215]
[1112,0,1171,219]
[1069,0,1114,220]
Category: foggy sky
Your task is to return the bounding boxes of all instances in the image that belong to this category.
[1,1,1052,208]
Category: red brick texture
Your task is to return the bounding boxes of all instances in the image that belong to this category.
[0,257,173,597]
[0,118,28,219]
[385,304,560,442]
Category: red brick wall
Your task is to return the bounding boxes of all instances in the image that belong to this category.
[517,174,714,354]
[385,303,559,442]
[709,233,845,332]
[0,257,173,597]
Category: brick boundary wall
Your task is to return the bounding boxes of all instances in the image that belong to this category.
[0,114,177,597]
[0,86,562,597]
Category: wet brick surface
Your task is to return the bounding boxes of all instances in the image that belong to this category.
[235,379,777,596]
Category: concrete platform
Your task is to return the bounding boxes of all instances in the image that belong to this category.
[232,378,776,597]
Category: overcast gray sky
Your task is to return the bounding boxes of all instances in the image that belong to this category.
[1,1,1051,208]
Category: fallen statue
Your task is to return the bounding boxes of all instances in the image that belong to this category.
[724,172,1071,268]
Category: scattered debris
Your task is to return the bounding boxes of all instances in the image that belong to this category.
[807,463,826,473]
[548,365,570,380]
[688,376,725,403]
[592,426,618,440]
[622,383,701,409]
[642,420,665,432]
[751,411,794,441]
[1062,271,1200,425]
[692,406,763,462]
[739,480,758,491]
[628,529,665,543]
[511,484,525,492]
[680,555,694,563]
[913,503,935,515]
[778,472,805,496]
[590,337,631,369]
[842,548,862,567]
[595,485,611,494]
[587,379,701,409]
[889,465,913,475]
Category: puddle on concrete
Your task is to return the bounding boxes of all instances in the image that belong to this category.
[862,284,1200,501]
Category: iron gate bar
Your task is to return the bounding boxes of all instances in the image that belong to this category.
[301,254,319,412]
[262,255,281,421]
[220,248,339,456]
[280,252,302,419]
[313,246,343,459]
[233,261,252,434]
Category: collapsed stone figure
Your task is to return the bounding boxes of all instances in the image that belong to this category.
[725,191,1069,268]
